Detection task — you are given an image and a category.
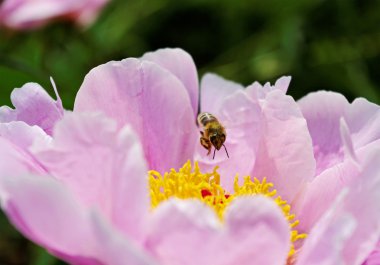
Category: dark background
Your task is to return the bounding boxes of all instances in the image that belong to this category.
[1,0,380,264]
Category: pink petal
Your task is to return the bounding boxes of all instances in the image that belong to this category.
[0,137,46,177]
[74,58,198,173]
[295,141,378,232]
[298,91,350,175]
[88,212,157,265]
[35,112,149,242]
[346,97,380,150]
[141,48,199,116]
[200,73,244,114]
[363,241,380,265]
[297,147,380,265]
[298,92,379,176]
[340,118,358,163]
[339,149,380,264]
[0,173,99,260]
[253,89,316,203]
[275,76,292,93]
[296,193,356,265]
[245,76,291,99]
[0,173,155,265]
[145,196,289,265]
[0,121,51,151]
[295,166,351,233]
[0,81,63,135]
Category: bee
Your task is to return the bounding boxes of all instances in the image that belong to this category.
[197,112,229,159]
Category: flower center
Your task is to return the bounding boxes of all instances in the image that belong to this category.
[148,161,306,258]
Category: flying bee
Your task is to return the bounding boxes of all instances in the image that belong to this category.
[197,112,229,159]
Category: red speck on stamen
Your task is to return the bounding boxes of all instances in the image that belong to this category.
[201,189,212,198]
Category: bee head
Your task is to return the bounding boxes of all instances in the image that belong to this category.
[210,133,226,150]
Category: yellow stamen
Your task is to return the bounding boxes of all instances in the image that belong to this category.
[148,160,307,257]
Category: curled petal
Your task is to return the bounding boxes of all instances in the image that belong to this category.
[298,91,350,174]
[0,81,63,135]
[340,118,358,163]
[298,92,380,175]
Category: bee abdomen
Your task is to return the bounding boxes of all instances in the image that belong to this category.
[197,112,218,126]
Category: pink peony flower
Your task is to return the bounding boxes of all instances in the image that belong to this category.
[0,48,379,265]
[0,0,109,30]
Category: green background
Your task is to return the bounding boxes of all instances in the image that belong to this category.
[1,0,380,264]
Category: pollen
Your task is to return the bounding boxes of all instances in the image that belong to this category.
[148,160,307,258]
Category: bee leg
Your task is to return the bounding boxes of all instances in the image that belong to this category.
[200,137,212,155]
[200,131,204,136]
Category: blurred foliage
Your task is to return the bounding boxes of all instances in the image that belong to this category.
[0,0,380,264]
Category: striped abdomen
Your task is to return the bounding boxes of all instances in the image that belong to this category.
[197,112,218,128]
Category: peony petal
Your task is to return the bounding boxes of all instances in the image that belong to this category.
[0,173,155,265]
[145,199,220,265]
[363,241,380,265]
[340,148,380,264]
[141,48,199,116]
[298,91,350,175]
[298,92,379,176]
[253,89,316,203]
[222,196,290,265]
[296,191,356,265]
[74,58,198,173]
[340,118,358,163]
[89,212,157,265]
[0,81,64,135]
[298,147,380,265]
[145,196,289,265]
[245,76,291,99]
[296,138,380,233]
[0,137,47,177]
[200,73,244,114]
[295,158,359,233]
[274,76,292,93]
[0,173,100,261]
[345,97,380,150]
[34,112,149,242]
[0,121,51,151]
